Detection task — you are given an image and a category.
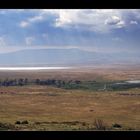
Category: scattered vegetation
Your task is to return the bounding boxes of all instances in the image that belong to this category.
[112,123,122,128]
[0,78,139,91]
[15,121,21,125]
[0,122,17,130]
[94,119,107,130]
[0,120,136,131]
[21,120,29,124]
[15,120,29,125]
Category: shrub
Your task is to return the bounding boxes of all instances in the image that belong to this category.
[112,123,122,128]
[0,122,17,130]
[94,119,106,130]
[15,120,29,125]
[82,122,86,126]
[21,120,29,124]
[15,121,21,124]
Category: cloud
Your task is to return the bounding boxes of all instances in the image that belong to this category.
[104,16,125,28]
[18,9,120,32]
[25,37,35,45]
[28,14,44,23]
[0,36,6,46]
[19,15,43,28]
[20,21,30,28]
[48,9,127,33]
[116,21,125,28]
[47,9,140,33]
[1,9,140,51]
[130,20,138,25]
[105,16,121,25]
[18,9,140,33]
[112,37,122,42]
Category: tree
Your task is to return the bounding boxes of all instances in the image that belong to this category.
[24,78,28,85]
[18,78,24,86]
[35,79,40,85]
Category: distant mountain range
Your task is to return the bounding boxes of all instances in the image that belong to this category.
[0,48,139,66]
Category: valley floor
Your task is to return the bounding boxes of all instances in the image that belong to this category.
[0,67,140,130]
[0,86,140,130]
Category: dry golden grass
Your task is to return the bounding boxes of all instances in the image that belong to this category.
[0,85,140,130]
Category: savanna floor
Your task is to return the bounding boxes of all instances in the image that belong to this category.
[0,85,140,130]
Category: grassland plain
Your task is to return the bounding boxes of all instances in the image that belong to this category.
[0,67,140,130]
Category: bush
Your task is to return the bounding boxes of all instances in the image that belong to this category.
[15,121,21,124]
[0,122,17,130]
[94,119,106,130]
[15,120,29,125]
[21,120,29,124]
[112,123,122,128]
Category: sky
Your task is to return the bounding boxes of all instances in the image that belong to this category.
[0,9,140,53]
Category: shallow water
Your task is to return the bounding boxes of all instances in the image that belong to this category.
[115,80,140,85]
[125,80,140,84]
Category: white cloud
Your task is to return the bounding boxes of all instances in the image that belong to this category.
[49,9,127,33]
[0,36,6,46]
[105,16,120,24]
[105,15,126,29]
[25,37,35,45]
[20,21,30,28]
[19,11,47,28]
[28,15,43,22]
[19,9,140,32]
[130,20,138,25]
[116,20,125,28]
